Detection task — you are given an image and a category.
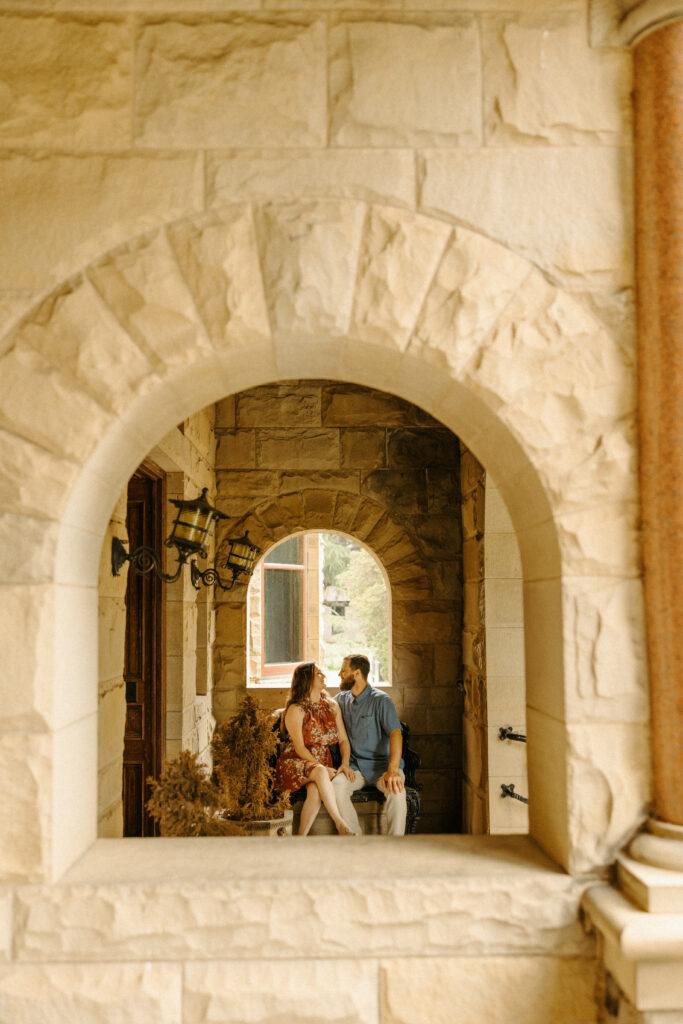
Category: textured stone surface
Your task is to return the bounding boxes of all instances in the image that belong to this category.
[381,955,598,1024]
[483,13,632,146]
[256,428,340,469]
[135,18,326,148]
[168,209,271,352]
[554,502,640,578]
[0,153,203,291]
[0,513,59,585]
[0,963,182,1023]
[0,340,112,461]
[0,733,50,881]
[387,428,459,467]
[560,577,648,723]
[0,429,80,521]
[235,384,321,427]
[16,837,593,960]
[0,290,37,338]
[0,14,132,150]
[0,586,53,730]
[352,207,451,349]
[330,16,481,146]
[566,722,651,873]
[16,278,155,415]
[89,232,214,372]
[410,228,530,373]
[420,147,634,287]
[208,148,416,207]
[341,427,386,468]
[255,201,365,335]
[322,385,434,427]
[184,959,379,1024]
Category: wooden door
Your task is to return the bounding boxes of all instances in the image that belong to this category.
[122,463,166,837]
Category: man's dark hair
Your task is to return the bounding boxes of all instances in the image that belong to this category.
[347,654,370,680]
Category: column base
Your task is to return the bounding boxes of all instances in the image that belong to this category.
[584,819,683,1014]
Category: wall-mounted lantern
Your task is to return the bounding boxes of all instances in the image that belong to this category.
[111,487,261,591]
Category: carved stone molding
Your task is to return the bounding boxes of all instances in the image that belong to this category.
[590,0,683,46]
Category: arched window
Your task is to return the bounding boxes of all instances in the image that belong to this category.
[247,532,391,688]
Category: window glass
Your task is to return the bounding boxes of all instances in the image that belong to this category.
[265,535,304,566]
[263,566,304,665]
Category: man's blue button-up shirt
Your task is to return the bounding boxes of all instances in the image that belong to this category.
[334,684,403,784]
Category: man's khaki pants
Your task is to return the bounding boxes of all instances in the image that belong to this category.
[332,768,407,835]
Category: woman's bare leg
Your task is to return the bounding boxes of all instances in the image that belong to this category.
[309,765,358,835]
[298,783,322,836]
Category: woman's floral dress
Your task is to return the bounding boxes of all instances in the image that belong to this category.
[275,696,339,793]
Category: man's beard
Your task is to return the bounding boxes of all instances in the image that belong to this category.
[339,677,354,691]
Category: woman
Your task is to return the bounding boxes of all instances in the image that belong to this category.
[275,662,357,836]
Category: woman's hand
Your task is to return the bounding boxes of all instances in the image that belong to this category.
[335,764,356,782]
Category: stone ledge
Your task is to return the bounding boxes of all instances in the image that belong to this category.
[9,836,595,963]
[585,884,683,959]
[617,853,683,914]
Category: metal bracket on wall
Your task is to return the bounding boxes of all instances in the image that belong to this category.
[498,725,526,743]
[500,783,528,804]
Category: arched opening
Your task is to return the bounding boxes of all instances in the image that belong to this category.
[0,200,646,882]
[247,531,392,689]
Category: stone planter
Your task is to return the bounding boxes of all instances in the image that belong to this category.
[240,810,294,837]
[215,809,294,837]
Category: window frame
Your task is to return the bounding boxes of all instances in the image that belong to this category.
[260,537,308,678]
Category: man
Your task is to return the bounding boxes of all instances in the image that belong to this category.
[332,654,407,835]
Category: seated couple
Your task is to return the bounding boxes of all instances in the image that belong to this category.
[274,655,407,836]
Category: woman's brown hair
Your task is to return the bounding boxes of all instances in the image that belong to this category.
[281,662,327,737]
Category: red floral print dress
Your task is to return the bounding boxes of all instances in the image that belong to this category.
[275,696,339,793]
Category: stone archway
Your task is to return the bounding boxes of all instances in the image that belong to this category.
[0,200,647,880]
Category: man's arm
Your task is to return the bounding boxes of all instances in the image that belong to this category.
[381,727,405,793]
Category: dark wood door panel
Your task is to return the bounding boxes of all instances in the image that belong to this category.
[122,464,166,837]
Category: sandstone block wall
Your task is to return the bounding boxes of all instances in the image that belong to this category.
[213,381,463,834]
[0,3,632,349]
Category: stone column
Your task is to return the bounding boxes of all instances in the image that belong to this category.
[633,18,683,830]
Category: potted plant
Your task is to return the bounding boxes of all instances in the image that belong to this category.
[147,695,292,836]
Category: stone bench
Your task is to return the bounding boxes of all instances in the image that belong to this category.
[286,722,423,835]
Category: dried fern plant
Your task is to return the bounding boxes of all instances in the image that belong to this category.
[146,696,289,835]
[212,694,291,822]
[146,750,230,836]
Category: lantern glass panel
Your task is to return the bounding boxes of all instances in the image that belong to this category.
[171,508,212,549]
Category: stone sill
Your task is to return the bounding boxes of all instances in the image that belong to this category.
[584,885,683,959]
[0,835,597,965]
[63,833,561,885]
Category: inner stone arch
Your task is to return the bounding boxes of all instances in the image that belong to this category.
[245,528,393,688]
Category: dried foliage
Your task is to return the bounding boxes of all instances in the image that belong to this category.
[146,696,289,836]
[212,695,291,822]
[146,750,231,837]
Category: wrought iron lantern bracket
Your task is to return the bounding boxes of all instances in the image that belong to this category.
[111,536,187,584]
[190,560,236,592]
